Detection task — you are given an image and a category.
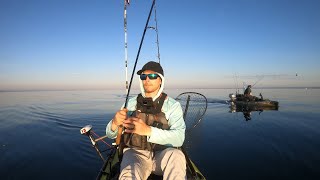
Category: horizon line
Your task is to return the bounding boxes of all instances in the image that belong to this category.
[0,86,319,92]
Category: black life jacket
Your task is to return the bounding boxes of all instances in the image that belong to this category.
[122,93,169,151]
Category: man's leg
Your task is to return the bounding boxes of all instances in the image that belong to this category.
[152,148,186,180]
[119,148,153,180]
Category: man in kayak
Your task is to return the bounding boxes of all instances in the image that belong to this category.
[244,85,252,96]
[106,61,186,180]
[244,85,254,101]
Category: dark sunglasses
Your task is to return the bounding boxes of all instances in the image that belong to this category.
[140,73,159,80]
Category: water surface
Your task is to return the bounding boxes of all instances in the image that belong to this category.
[0,88,319,179]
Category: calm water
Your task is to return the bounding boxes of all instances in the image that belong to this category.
[0,88,319,180]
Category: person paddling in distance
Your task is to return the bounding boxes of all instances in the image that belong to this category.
[106,61,187,180]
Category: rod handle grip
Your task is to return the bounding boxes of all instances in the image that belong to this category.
[115,125,123,145]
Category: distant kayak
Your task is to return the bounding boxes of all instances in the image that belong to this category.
[229,93,279,109]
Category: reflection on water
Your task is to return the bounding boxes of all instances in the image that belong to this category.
[229,104,279,121]
[0,88,320,179]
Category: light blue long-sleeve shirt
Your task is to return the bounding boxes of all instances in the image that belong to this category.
[106,95,186,147]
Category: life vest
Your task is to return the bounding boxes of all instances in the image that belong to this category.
[122,93,169,151]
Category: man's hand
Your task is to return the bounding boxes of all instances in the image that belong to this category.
[123,117,151,136]
[111,108,128,131]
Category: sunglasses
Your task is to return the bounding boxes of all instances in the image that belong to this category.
[140,73,160,80]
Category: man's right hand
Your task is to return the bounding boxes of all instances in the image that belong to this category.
[111,108,128,131]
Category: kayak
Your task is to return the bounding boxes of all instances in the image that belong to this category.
[96,146,206,180]
[229,93,279,109]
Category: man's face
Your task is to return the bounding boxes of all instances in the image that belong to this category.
[141,70,162,93]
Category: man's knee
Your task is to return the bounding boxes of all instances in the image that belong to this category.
[120,148,152,180]
[165,148,186,164]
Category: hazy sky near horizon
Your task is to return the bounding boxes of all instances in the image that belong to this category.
[0,0,319,90]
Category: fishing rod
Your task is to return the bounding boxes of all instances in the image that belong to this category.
[233,73,240,95]
[154,3,161,63]
[124,0,130,93]
[116,0,156,145]
[252,75,264,88]
[148,0,161,63]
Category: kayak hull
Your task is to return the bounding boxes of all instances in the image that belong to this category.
[229,93,279,110]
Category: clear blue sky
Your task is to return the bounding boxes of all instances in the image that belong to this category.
[0,0,319,91]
